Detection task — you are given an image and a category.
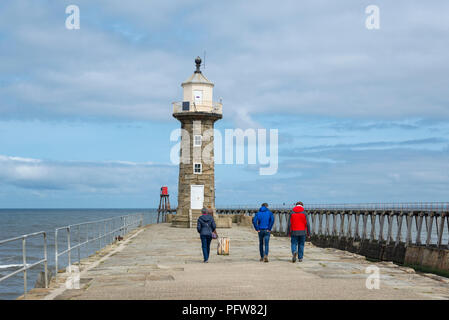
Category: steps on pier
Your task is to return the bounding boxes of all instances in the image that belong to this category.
[171,215,190,228]
[190,209,203,222]
[171,209,203,228]
[171,209,221,228]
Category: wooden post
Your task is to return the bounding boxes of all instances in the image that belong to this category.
[396,213,404,246]
[437,212,445,247]
[405,212,413,246]
[283,211,289,236]
[447,214,449,247]
[362,213,368,240]
[370,212,376,241]
[339,212,345,237]
[347,211,353,238]
[355,212,361,240]
[332,211,337,236]
[386,212,393,245]
[275,212,280,233]
[278,211,284,235]
[318,212,323,236]
[426,213,434,247]
[378,212,385,242]
[311,212,317,236]
[416,213,424,245]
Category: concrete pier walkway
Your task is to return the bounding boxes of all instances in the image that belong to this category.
[25,223,449,300]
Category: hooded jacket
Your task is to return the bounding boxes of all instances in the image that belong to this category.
[287,205,310,237]
[197,214,216,237]
[252,206,275,231]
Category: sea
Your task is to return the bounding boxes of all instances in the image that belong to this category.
[0,209,159,300]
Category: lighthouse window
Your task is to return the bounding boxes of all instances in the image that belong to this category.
[194,163,202,174]
[194,135,202,147]
[194,90,203,104]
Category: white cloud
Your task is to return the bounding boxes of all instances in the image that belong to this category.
[0,155,177,194]
[0,155,41,163]
[1,0,448,124]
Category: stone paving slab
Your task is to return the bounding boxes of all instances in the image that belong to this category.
[27,223,449,300]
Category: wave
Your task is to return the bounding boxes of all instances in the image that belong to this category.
[0,264,30,270]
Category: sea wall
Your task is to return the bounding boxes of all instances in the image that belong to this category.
[228,214,253,227]
[311,234,449,273]
[404,245,449,271]
[310,235,407,264]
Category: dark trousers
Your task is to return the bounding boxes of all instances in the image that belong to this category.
[258,230,270,258]
[291,235,306,259]
[200,235,212,262]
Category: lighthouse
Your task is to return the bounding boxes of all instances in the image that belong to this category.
[171,57,222,228]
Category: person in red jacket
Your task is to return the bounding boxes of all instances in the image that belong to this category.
[287,201,310,262]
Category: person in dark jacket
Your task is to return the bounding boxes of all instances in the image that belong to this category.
[197,207,217,263]
[287,201,310,262]
[252,203,275,262]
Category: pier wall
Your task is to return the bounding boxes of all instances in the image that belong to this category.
[310,235,407,264]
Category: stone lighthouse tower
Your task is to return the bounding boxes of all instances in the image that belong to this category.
[171,57,222,228]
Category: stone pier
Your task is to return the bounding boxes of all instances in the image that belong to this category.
[20,223,449,300]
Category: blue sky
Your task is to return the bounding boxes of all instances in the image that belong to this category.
[0,0,448,208]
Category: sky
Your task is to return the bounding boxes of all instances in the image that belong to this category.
[0,0,448,208]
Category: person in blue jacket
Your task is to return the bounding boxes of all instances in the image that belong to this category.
[252,203,275,262]
[197,207,217,263]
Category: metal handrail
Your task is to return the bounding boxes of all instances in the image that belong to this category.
[55,213,143,278]
[172,101,222,114]
[0,231,48,297]
[216,202,449,212]
[304,210,449,248]
[305,202,449,211]
[215,207,449,247]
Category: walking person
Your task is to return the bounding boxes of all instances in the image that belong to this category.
[197,207,217,263]
[252,203,274,262]
[287,201,310,263]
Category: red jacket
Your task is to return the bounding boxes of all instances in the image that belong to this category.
[288,205,310,236]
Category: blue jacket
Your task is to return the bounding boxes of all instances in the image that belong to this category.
[252,206,275,231]
[197,214,216,237]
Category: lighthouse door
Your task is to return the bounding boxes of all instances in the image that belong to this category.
[190,185,204,209]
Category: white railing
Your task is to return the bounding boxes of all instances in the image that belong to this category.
[172,101,222,115]
[305,202,449,212]
[55,213,143,278]
[216,204,449,247]
[217,202,449,212]
[306,210,449,248]
[0,231,48,297]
